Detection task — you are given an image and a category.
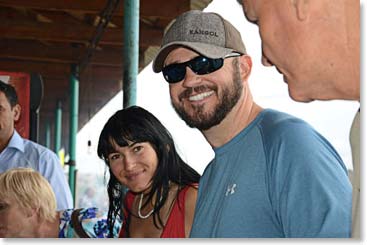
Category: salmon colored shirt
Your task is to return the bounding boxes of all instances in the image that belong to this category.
[119,185,194,238]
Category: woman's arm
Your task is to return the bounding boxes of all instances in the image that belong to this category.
[184,186,198,238]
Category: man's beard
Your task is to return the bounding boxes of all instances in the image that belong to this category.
[171,63,243,131]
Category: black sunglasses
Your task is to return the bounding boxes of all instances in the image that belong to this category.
[162,53,241,84]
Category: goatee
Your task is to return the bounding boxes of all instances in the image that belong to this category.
[172,63,243,131]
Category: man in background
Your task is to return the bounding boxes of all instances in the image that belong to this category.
[0,80,73,210]
[236,0,360,237]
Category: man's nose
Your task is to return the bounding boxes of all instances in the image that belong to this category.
[182,67,202,88]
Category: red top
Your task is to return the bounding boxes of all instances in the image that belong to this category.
[118,185,193,238]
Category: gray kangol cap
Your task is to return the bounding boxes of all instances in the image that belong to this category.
[152,10,247,73]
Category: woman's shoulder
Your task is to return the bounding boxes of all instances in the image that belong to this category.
[181,184,198,207]
[181,184,198,194]
[182,184,198,237]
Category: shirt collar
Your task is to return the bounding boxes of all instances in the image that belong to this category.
[7,130,25,153]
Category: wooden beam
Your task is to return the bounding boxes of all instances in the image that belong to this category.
[0,59,125,79]
[0,59,71,77]
[0,40,80,64]
[41,76,122,91]
[0,18,163,47]
[40,90,118,108]
[0,0,191,18]
[0,40,125,66]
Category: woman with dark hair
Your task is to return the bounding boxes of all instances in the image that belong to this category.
[97,106,200,238]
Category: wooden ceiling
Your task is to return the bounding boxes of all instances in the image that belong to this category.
[0,0,212,151]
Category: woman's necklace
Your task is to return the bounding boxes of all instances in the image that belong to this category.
[138,192,155,219]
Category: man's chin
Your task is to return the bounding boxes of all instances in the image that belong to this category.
[177,111,217,130]
[288,88,314,103]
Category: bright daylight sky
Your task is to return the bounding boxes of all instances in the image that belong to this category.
[76,0,360,176]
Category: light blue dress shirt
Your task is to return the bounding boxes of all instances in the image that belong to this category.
[0,130,73,210]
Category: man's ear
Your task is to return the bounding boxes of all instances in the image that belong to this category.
[240,55,252,81]
[292,0,310,21]
[12,104,21,122]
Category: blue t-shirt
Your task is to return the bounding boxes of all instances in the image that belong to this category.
[190,109,351,238]
[0,130,73,210]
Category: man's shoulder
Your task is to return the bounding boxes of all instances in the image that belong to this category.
[256,109,330,155]
[22,138,58,159]
[257,109,314,138]
[22,138,54,152]
[259,109,308,128]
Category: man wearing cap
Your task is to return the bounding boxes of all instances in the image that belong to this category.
[153,10,351,238]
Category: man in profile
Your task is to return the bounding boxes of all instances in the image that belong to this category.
[236,0,360,237]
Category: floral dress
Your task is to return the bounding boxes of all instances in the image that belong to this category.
[58,207,121,238]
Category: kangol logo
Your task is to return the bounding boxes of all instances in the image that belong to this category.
[189,29,218,37]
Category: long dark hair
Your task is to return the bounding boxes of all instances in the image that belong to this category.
[97,106,200,237]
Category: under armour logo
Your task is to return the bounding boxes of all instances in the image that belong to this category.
[225,183,237,196]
